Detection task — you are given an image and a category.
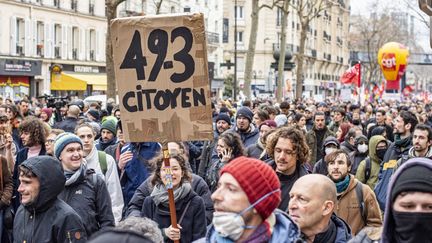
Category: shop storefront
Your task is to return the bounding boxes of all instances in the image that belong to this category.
[0,58,42,99]
[50,64,106,97]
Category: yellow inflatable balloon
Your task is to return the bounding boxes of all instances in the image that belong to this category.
[377,42,409,89]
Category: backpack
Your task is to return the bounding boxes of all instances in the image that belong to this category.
[364,157,371,182]
[97,151,107,176]
[355,182,367,224]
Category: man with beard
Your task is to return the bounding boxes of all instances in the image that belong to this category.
[198,113,231,178]
[266,127,309,211]
[75,123,124,223]
[96,117,118,151]
[326,150,382,235]
[394,124,432,171]
[374,111,418,211]
[232,107,259,148]
[289,174,352,242]
[328,108,346,134]
[12,117,47,211]
[306,111,335,165]
[18,99,31,118]
[55,133,115,236]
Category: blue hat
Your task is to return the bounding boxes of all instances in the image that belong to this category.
[54,132,83,160]
[216,113,231,124]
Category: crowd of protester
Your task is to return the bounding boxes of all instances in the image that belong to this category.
[0,94,431,243]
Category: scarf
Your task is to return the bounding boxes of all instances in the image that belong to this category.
[151,182,192,206]
[394,134,411,149]
[312,219,337,243]
[65,163,86,186]
[335,175,350,194]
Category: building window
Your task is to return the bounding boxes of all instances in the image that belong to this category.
[54,24,62,58]
[276,8,282,26]
[237,31,243,43]
[36,21,44,57]
[184,7,191,12]
[71,0,77,11]
[89,29,96,61]
[72,27,79,60]
[234,6,244,19]
[171,6,176,13]
[16,18,25,56]
[89,0,95,15]
[53,0,60,8]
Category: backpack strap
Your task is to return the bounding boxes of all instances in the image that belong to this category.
[365,157,371,182]
[98,151,107,176]
[178,200,192,225]
[355,182,367,224]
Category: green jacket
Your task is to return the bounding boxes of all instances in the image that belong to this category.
[355,135,386,190]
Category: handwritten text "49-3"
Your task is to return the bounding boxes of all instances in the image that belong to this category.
[120,27,195,83]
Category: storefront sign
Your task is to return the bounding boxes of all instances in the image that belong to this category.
[0,59,42,76]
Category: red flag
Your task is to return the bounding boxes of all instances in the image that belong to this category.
[340,63,361,87]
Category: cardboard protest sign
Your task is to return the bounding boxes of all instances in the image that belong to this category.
[111,13,213,143]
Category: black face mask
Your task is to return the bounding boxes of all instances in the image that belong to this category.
[376,149,386,160]
[393,211,432,243]
[352,119,361,125]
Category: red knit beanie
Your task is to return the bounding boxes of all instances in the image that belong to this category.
[220,156,281,219]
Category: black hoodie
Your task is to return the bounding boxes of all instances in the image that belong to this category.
[13,156,87,243]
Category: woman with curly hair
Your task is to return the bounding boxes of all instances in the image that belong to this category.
[265,126,310,211]
[206,131,245,192]
[141,154,206,243]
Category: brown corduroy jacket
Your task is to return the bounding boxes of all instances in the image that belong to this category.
[0,156,13,209]
[334,175,382,235]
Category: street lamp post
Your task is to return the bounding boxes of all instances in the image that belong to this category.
[234,0,238,101]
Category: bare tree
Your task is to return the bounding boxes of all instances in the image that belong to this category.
[106,0,126,101]
[154,0,163,14]
[275,0,290,102]
[350,5,411,88]
[290,0,331,99]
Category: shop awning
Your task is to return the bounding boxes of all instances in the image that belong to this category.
[65,73,107,91]
[51,72,87,91]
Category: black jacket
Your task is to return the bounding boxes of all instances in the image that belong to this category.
[349,150,368,175]
[127,174,214,225]
[12,145,46,212]
[13,156,86,243]
[53,116,79,133]
[141,188,206,243]
[267,159,309,211]
[59,168,115,236]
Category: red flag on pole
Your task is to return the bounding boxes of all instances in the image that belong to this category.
[340,63,361,87]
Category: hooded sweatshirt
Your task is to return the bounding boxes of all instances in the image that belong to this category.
[313,136,340,175]
[13,156,87,243]
[381,158,432,243]
[355,135,386,190]
[393,145,432,172]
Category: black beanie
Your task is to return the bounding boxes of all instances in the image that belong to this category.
[236,107,254,122]
[391,165,432,202]
[216,113,231,124]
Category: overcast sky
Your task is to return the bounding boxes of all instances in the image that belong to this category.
[351,0,431,51]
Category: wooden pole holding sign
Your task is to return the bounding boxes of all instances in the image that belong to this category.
[162,142,179,243]
[111,13,214,243]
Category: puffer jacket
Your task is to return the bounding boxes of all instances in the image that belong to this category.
[13,156,86,243]
[334,175,382,235]
[355,135,386,190]
[127,173,214,225]
[194,210,302,243]
[59,165,115,236]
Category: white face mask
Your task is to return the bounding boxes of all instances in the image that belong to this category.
[357,144,368,153]
[212,189,280,241]
[325,147,336,155]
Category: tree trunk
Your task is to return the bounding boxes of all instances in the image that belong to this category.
[276,0,290,102]
[243,0,260,99]
[105,1,118,101]
[295,21,308,99]
[156,0,163,14]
